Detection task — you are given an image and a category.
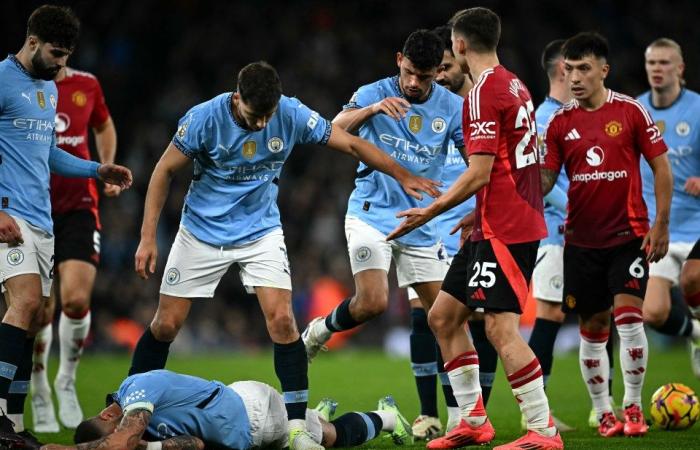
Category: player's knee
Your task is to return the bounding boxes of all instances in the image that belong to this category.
[353,289,388,320]
[8,294,43,319]
[61,296,90,317]
[642,301,669,327]
[427,307,456,338]
[265,311,296,341]
[484,321,517,350]
[150,316,184,341]
[538,301,565,323]
[681,264,700,296]
[579,312,610,334]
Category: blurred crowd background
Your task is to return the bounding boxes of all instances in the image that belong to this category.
[1,0,699,353]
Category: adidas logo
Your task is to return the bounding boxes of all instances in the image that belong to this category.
[470,288,486,301]
[625,279,641,290]
[564,128,581,141]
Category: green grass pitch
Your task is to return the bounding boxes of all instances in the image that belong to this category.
[34,347,700,449]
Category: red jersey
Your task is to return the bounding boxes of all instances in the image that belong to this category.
[464,65,546,244]
[543,90,667,248]
[50,68,111,224]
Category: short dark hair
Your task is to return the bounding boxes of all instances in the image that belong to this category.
[432,25,454,56]
[402,29,443,71]
[450,7,500,53]
[562,32,609,61]
[541,39,565,77]
[27,5,80,50]
[74,418,106,444]
[237,61,282,113]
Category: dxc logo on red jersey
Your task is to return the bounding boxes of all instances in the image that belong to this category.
[627,347,644,361]
[469,121,496,138]
[646,125,663,143]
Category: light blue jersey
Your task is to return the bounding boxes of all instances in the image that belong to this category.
[173,93,331,246]
[638,89,700,243]
[116,370,252,449]
[535,96,568,246]
[0,55,99,234]
[434,142,474,256]
[345,76,464,246]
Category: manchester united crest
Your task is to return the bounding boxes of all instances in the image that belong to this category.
[242,141,257,159]
[604,120,623,137]
[72,90,87,107]
[408,115,422,133]
[36,90,46,109]
[565,294,576,309]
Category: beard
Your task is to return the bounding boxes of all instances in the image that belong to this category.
[31,50,61,80]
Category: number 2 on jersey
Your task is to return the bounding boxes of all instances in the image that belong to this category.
[468,261,497,288]
[514,100,537,169]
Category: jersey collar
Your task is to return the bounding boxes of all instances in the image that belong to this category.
[392,75,435,104]
[8,54,34,79]
[646,88,685,111]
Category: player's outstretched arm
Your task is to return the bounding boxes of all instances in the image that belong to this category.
[93,117,122,197]
[332,97,410,134]
[386,154,494,241]
[642,153,673,262]
[135,144,192,279]
[325,123,440,200]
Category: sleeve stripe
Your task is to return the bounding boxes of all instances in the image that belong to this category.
[468,69,493,121]
[172,138,197,159]
[612,92,654,125]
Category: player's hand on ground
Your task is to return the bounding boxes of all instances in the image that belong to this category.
[641,221,669,263]
[0,211,23,245]
[398,174,441,200]
[371,97,411,121]
[103,183,123,197]
[450,211,475,248]
[98,163,133,190]
[386,207,434,241]
[135,238,158,279]
[685,176,700,196]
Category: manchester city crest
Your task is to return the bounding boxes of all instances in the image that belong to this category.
[267,137,284,153]
[676,121,691,137]
[431,117,447,133]
[165,268,180,285]
[408,115,423,133]
[7,249,24,266]
[355,246,372,262]
[242,141,257,159]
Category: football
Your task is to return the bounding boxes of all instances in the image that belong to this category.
[650,383,700,430]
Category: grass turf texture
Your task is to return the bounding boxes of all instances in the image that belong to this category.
[33,347,699,449]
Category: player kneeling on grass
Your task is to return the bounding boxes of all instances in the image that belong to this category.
[37,370,412,450]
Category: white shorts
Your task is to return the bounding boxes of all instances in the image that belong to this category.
[532,244,564,303]
[407,256,453,300]
[229,381,322,448]
[649,241,696,285]
[0,215,53,297]
[160,227,292,298]
[345,216,448,289]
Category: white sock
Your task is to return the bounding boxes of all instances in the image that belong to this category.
[31,324,52,394]
[372,410,396,431]
[508,358,555,437]
[579,330,612,419]
[614,307,647,408]
[288,418,306,431]
[57,311,91,381]
[445,351,486,426]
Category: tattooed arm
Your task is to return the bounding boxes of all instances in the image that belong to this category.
[540,168,558,196]
[135,436,205,450]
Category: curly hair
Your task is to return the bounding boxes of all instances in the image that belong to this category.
[27,5,80,50]
[237,61,283,113]
[402,29,443,71]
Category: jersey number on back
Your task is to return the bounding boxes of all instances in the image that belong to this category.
[514,100,537,169]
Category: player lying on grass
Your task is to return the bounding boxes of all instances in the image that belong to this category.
[38,370,412,450]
